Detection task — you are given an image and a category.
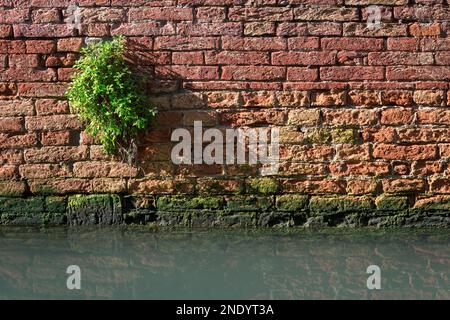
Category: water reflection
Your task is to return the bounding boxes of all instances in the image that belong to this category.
[0,227,448,299]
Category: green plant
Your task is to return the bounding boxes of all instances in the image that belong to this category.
[66,36,156,163]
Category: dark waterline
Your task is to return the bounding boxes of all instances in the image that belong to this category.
[0,227,449,300]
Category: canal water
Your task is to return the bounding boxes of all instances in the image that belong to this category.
[0,227,448,299]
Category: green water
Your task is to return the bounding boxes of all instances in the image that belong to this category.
[0,227,448,300]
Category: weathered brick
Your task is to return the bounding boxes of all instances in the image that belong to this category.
[205,51,269,65]
[0,117,23,133]
[386,66,450,81]
[294,7,358,21]
[368,52,433,65]
[322,37,383,51]
[73,162,138,178]
[381,108,414,125]
[222,36,286,51]
[19,164,71,179]
[41,130,71,146]
[323,109,378,126]
[25,115,82,131]
[413,90,444,106]
[409,23,441,37]
[382,179,427,193]
[343,23,408,37]
[244,22,275,36]
[281,179,346,194]
[222,66,285,81]
[24,146,89,163]
[287,109,320,126]
[373,144,437,161]
[321,67,384,81]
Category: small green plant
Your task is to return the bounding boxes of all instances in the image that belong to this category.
[66,36,156,163]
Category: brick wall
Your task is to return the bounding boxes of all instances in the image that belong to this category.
[1,0,450,226]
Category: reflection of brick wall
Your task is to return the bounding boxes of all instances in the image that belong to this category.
[0,231,448,299]
[1,1,450,226]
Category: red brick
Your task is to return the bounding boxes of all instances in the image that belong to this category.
[347,180,378,195]
[172,52,203,65]
[8,54,40,68]
[321,67,385,81]
[244,22,275,36]
[32,8,61,23]
[329,162,390,177]
[0,165,17,179]
[73,161,138,178]
[222,36,286,51]
[154,36,218,50]
[383,179,427,193]
[281,179,346,194]
[387,38,419,51]
[335,144,371,161]
[81,8,125,23]
[287,109,320,125]
[0,25,12,38]
[0,9,29,23]
[25,115,82,131]
[0,133,37,148]
[92,178,127,193]
[411,161,444,176]
[430,179,450,193]
[381,90,413,106]
[156,66,219,80]
[397,128,450,143]
[276,91,310,107]
[204,51,269,65]
[381,108,414,125]
[273,52,334,66]
[368,52,433,65]
[220,110,285,127]
[343,23,407,37]
[286,67,318,81]
[287,145,334,161]
[25,40,56,53]
[421,38,450,51]
[41,130,71,146]
[57,38,84,52]
[18,83,67,97]
[196,7,226,22]
[128,179,174,194]
[14,24,74,37]
[321,37,384,51]
[413,90,444,105]
[323,109,378,126]
[28,178,92,195]
[363,128,396,143]
[409,23,441,37]
[0,117,23,133]
[206,91,240,108]
[373,144,437,161]
[312,90,346,106]
[178,22,241,36]
[0,180,26,196]
[417,109,450,125]
[0,149,23,165]
[294,7,358,21]
[19,164,71,179]
[24,146,88,163]
[348,90,381,106]
[229,7,293,21]
[0,100,33,117]
[241,91,275,107]
[222,66,285,81]
[386,66,450,81]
